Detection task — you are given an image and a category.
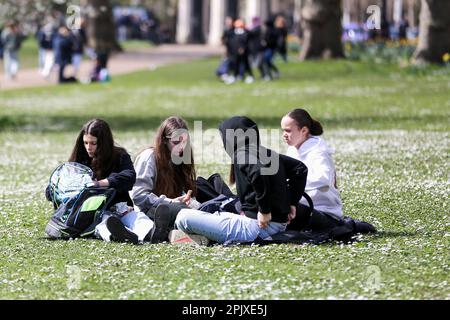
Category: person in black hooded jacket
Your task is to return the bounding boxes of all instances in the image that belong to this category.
[175,116,308,244]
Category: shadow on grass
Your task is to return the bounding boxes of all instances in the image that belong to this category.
[372,231,421,238]
[0,113,448,133]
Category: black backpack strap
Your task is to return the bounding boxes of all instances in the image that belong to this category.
[302,192,314,214]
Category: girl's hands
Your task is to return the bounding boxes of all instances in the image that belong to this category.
[257,212,272,229]
[174,190,193,206]
[287,205,296,224]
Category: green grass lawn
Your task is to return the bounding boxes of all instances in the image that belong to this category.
[0,58,449,299]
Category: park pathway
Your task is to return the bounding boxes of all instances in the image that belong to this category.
[0,44,224,90]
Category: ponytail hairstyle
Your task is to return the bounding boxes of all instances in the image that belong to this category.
[69,118,125,179]
[287,108,323,136]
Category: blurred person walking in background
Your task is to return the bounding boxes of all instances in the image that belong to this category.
[71,21,87,79]
[37,20,56,79]
[225,19,254,84]
[259,19,280,81]
[248,16,263,69]
[275,15,288,63]
[53,25,76,83]
[1,21,24,80]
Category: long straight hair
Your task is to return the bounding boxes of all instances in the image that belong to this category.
[151,116,197,198]
[69,118,124,179]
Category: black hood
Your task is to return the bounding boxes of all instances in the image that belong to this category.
[219,116,260,159]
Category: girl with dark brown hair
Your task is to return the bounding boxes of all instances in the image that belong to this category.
[69,118,156,244]
[69,118,136,205]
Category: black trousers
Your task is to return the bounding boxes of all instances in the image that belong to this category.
[287,204,342,231]
[230,53,253,78]
[58,62,77,83]
[146,202,188,229]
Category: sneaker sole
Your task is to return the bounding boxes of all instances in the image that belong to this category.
[151,204,172,243]
[169,230,210,246]
[106,216,139,245]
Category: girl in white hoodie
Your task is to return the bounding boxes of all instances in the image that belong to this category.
[281,108,343,230]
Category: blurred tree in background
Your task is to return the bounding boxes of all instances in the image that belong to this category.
[81,0,121,53]
[0,0,56,33]
[413,0,450,64]
[299,0,345,60]
[0,0,120,53]
[1,0,449,65]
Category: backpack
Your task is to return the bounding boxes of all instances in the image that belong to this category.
[195,173,235,203]
[46,161,94,208]
[198,194,241,214]
[44,162,116,239]
[45,187,116,239]
[247,215,376,246]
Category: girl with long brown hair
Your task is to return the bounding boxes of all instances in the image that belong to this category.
[130,116,199,243]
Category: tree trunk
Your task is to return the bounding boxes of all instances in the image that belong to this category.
[299,0,344,60]
[413,0,450,64]
[82,0,121,54]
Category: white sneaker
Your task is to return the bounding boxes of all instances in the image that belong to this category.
[224,75,236,85]
[263,75,272,82]
[169,230,210,246]
[245,76,254,84]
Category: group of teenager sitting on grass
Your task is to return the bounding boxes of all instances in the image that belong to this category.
[46,108,375,246]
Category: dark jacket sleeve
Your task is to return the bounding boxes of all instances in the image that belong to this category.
[45,184,51,202]
[281,154,308,206]
[107,153,136,192]
[247,163,272,214]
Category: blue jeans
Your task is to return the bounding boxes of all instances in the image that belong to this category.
[175,209,287,244]
[3,50,19,78]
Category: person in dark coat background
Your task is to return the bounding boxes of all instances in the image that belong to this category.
[259,19,280,81]
[53,25,76,83]
[248,16,263,69]
[275,15,288,63]
[225,19,254,84]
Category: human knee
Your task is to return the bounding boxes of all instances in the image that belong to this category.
[174,208,194,231]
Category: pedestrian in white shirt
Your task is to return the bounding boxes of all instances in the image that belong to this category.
[281,108,343,230]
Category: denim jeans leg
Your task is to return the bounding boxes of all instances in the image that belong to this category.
[258,221,287,240]
[175,209,260,244]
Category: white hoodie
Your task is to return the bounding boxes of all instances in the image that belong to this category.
[286,136,343,218]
